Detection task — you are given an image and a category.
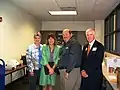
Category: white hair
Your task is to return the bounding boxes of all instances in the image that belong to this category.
[86,28,95,35]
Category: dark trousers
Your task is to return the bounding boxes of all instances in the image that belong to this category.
[29,69,42,90]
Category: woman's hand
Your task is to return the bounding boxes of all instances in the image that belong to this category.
[49,68,54,75]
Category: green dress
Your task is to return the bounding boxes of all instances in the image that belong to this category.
[39,44,60,86]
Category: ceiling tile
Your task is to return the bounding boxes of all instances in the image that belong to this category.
[8,0,120,21]
[56,0,76,7]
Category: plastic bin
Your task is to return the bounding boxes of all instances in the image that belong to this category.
[0,59,5,90]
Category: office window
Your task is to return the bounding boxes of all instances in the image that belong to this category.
[116,32,120,53]
[116,9,120,29]
[107,36,109,51]
[114,14,116,31]
[109,35,112,51]
[113,33,116,51]
[104,3,120,55]
[105,19,109,35]
[104,36,107,50]
[110,15,114,32]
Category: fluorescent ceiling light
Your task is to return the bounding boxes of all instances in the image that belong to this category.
[49,11,77,15]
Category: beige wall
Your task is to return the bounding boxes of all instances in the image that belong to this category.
[41,21,94,31]
[41,20,104,44]
[95,20,104,44]
[0,0,105,61]
[0,0,42,61]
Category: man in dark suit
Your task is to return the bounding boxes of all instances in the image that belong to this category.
[59,29,82,90]
[80,28,104,90]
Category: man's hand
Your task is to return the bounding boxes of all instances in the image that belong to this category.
[30,72,34,76]
[64,72,69,79]
[81,70,88,78]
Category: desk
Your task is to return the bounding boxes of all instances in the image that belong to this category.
[102,63,119,90]
[5,65,26,85]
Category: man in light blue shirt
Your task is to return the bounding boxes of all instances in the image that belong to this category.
[26,32,42,90]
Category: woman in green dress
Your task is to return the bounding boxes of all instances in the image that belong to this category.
[39,33,60,90]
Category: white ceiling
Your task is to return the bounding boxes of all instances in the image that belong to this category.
[8,0,120,21]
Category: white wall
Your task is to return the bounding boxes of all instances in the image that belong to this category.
[0,0,42,61]
[41,21,94,31]
[0,0,104,61]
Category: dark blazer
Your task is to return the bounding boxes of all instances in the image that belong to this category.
[59,37,82,73]
[80,40,104,90]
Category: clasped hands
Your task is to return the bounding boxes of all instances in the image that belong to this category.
[49,68,55,75]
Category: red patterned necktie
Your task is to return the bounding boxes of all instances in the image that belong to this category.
[87,45,90,56]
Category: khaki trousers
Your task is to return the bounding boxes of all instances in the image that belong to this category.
[59,68,81,90]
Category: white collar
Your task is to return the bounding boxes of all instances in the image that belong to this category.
[89,39,95,48]
[33,43,41,49]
